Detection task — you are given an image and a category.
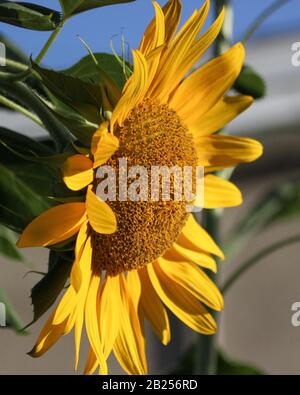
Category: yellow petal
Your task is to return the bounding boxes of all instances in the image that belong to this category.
[113,274,147,375]
[85,274,108,374]
[139,268,171,345]
[62,154,93,191]
[70,220,90,292]
[195,134,263,167]
[91,122,119,168]
[74,304,84,370]
[72,299,84,369]
[17,203,87,248]
[52,286,77,326]
[139,2,165,56]
[174,7,224,90]
[110,50,148,131]
[68,236,93,369]
[148,261,217,334]
[84,347,98,375]
[126,270,144,340]
[86,185,117,234]
[29,323,67,358]
[170,43,245,122]
[164,243,217,273]
[158,258,223,311]
[149,1,210,101]
[77,237,93,295]
[141,2,166,94]
[99,274,121,359]
[163,0,182,44]
[74,242,93,369]
[189,95,253,136]
[127,269,142,312]
[204,174,242,208]
[29,308,75,358]
[177,214,224,259]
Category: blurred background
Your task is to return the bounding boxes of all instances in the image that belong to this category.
[1,0,300,374]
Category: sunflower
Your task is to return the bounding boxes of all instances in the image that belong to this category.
[17,0,263,375]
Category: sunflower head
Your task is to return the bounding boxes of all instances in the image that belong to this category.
[92,98,198,275]
[17,0,263,376]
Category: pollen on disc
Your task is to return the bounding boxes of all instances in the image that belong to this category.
[92,99,198,275]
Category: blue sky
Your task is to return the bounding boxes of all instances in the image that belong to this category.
[1,0,300,68]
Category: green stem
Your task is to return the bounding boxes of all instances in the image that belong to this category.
[3,21,63,75]
[222,234,300,294]
[242,0,292,43]
[0,94,43,127]
[0,69,31,82]
[4,58,28,72]
[3,26,62,75]
[35,26,63,65]
[194,209,222,374]
[194,0,232,375]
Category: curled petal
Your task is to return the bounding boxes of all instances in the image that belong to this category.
[17,203,86,248]
[91,122,119,168]
[86,186,117,234]
[62,154,93,191]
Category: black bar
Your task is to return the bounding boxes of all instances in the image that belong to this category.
[0,375,289,393]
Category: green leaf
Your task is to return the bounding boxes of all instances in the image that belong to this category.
[0,1,62,31]
[0,224,26,262]
[32,62,102,125]
[0,138,71,167]
[234,65,266,99]
[63,52,126,90]
[33,63,102,108]
[0,80,72,151]
[0,288,28,334]
[28,250,73,325]
[36,90,98,147]
[51,180,85,202]
[0,128,65,197]
[7,161,61,196]
[41,101,97,147]
[217,350,265,375]
[59,0,135,18]
[0,127,54,164]
[0,164,51,233]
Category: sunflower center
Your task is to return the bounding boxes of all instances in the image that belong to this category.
[92,99,197,275]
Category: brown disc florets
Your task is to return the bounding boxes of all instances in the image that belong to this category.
[92,99,198,275]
